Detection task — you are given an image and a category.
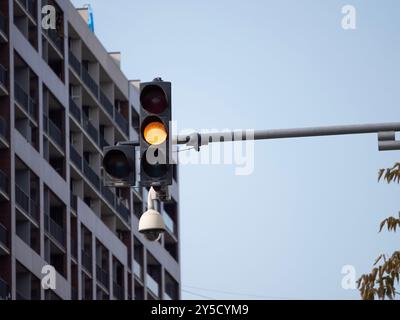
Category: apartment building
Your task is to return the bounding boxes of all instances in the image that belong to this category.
[0,0,180,300]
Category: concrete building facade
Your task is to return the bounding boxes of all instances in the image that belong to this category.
[0,0,180,300]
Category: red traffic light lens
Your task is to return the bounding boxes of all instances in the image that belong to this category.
[140,85,168,114]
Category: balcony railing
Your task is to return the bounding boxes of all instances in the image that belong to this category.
[70,194,78,212]
[15,185,38,222]
[49,119,64,148]
[17,0,36,19]
[70,145,82,171]
[45,215,65,247]
[69,98,81,123]
[163,212,176,235]
[0,223,8,248]
[100,90,114,118]
[83,158,100,190]
[0,116,7,142]
[114,110,129,136]
[45,28,63,53]
[81,250,92,273]
[0,11,6,37]
[133,260,142,280]
[69,51,81,75]
[146,274,159,297]
[101,185,115,208]
[43,115,64,149]
[0,170,8,196]
[113,282,124,300]
[81,67,99,98]
[71,287,78,300]
[0,278,10,300]
[99,134,110,149]
[16,291,28,300]
[82,113,99,144]
[0,64,7,88]
[71,238,77,259]
[96,265,109,290]
[14,82,36,119]
[116,200,130,224]
[164,292,173,300]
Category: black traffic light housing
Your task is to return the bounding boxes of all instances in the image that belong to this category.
[140,79,173,187]
[102,143,137,187]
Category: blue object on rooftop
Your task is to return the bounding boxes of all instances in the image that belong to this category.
[86,4,94,32]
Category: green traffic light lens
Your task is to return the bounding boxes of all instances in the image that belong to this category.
[141,149,168,178]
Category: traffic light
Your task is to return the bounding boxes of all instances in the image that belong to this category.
[140,79,173,187]
[102,143,136,187]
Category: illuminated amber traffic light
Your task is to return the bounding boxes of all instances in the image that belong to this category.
[143,121,168,145]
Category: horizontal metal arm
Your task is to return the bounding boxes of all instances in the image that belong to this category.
[174,122,400,151]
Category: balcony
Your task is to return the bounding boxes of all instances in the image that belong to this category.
[164,292,173,300]
[114,110,129,136]
[99,134,110,150]
[0,11,7,38]
[82,113,99,144]
[44,215,65,247]
[0,223,8,248]
[14,82,36,119]
[83,159,100,191]
[0,116,8,144]
[116,200,130,224]
[113,282,124,300]
[15,185,39,222]
[16,291,28,300]
[70,194,78,212]
[69,51,81,75]
[101,185,115,208]
[0,64,7,90]
[0,170,8,197]
[0,278,10,300]
[81,67,99,98]
[45,28,63,53]
[146,274,159,297]
[81,250,92,273]
[17,0,36,20]
[69,98,81,123]
[100,90,114,118]
[70,145,82,171]
[71,238,77,259]
[71,287,78,300]
[163,212,176,236]
[96,265,109,290]
[133,260,142,280]
[43,115,64,149]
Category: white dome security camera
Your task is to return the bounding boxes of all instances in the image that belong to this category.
[138,187,166,242]
[138,208,166,242]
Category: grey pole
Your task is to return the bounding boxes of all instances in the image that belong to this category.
[174,122,400,151]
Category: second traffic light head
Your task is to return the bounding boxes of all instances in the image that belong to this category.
[102,144,136,187]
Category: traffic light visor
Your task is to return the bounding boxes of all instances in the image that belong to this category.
[140,85,168,114]
[144,121,167,145]
[103,150,131,179]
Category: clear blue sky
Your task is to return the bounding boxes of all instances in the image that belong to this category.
[72,0,400,299]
